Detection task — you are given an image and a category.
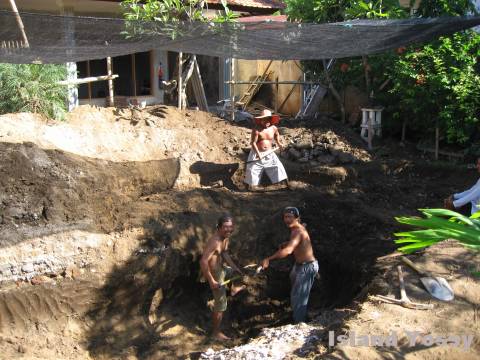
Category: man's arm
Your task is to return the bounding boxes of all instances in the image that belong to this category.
[200,239,220,289]
[273,126,283,151]
[250,130,262,159]
[222,252,244,275]
[453,181,480,208]
[261,232,301,269]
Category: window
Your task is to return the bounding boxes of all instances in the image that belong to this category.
[77,51,152,99]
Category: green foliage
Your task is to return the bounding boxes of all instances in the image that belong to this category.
[346,0,408,19]
[121,0,238,39]
[285,0,407,23]
[413,0,478,17]
[285,0,480,148]
[285,0,348,23]
[387,31,480,144]
[394,208,480,253]
[0,64,67,120]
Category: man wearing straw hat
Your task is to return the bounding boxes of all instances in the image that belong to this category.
[245,109,288,190]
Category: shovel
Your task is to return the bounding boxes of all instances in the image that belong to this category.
[220,264,263,287]
[401,257,454,301]
[246,147,281,164]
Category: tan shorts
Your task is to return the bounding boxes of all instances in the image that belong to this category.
[211,266,234,312]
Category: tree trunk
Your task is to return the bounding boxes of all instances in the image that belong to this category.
[323,60,345,123]
[362,55,372,105]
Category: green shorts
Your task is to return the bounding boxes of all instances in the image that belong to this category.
[211,266,234,312]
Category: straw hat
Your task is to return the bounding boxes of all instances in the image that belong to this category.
[255,109,273,119]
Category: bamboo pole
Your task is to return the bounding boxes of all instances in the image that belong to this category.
[231,58,235,121]
[226,80,323,85]
[8,0,29,48]
[57,74,119,86]
[107,57,114,106]
[178,52,183,109]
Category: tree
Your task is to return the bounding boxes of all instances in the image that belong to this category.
[121,0,238,39]
[387,31,480,145]
[0,64,67,120]
[284,0,407,122]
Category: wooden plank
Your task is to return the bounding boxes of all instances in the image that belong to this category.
[191,56,209,112]
[278,76,301,113]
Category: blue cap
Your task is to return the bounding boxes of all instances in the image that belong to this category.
[283,207,300,218]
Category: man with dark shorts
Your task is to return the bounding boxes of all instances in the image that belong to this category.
[200,214,245,340]
[261,207,318,323]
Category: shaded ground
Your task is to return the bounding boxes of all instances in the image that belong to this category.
[0,106,478,359]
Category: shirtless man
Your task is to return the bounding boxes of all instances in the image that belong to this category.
[261,207,318,323]
[245,109,288,190]
[200,214,245,340]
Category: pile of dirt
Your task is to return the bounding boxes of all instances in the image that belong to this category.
[0,105,478,359]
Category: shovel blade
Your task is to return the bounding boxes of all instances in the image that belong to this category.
[420,276,454,301]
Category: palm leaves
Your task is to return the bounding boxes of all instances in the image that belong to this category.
[0,64,67,120]
[394,208,480,253]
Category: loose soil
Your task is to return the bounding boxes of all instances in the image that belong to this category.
[0,105,478,359]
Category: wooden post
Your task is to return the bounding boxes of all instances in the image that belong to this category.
[231,58,235,121]
[367,111,373,150]
[178,52,183,109]
[401,119,406,143]
[131,54,137,97]
[107,56,114,107]
[86,61,92,100]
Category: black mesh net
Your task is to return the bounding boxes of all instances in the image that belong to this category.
[1,10,479,63]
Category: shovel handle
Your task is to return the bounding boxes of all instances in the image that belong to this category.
[401,257,425,276]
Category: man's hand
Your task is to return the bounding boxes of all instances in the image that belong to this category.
[444,195,455,210]
[261,258,270,270]
[209,279,221,290]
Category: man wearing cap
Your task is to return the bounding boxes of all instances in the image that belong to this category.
[261,207,318,323]
[245,109,288,190]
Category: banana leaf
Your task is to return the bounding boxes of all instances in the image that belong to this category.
[394,208,480,254]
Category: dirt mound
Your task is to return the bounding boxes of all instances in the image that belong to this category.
[0,105,479,359]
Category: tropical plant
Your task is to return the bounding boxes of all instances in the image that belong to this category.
[0,64,67,120]
[395,208,480,253]
[395,208,480,276]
